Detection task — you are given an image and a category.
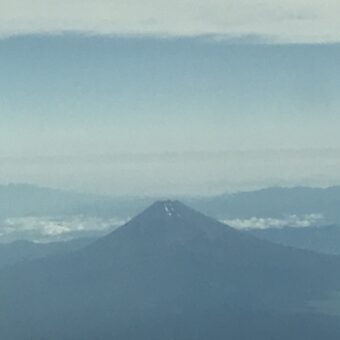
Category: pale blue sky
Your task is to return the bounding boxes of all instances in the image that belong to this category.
[1,35,340,195]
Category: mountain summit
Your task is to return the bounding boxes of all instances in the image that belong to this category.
[1,201,340,339]
[123,199,216,224]
[91,200,247,256]
[138,200,186,218]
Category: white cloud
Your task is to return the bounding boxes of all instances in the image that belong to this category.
[0,215,128,242]
[1,0,340,43]
[222,213,324,230]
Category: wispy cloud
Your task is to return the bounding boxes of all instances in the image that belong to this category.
[1,0,340,43]
[222,213,325,230]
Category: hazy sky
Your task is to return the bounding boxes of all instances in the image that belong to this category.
[1,1,340,195]
[2,0,340,43]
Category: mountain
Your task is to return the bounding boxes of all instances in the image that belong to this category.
[0,201,340,339]
[4,184,340,243]
[0,237,96,269]
[248,225,340,255]
[191,186,340,223]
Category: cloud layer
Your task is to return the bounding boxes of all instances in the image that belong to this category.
[0,212,326,242]
[0,215,127,242]
[1,0,340,43]
[222,213,325,230]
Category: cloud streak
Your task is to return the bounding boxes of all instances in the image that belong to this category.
[0,215,127,242]
[1,0,340,43]
[222,213,325,230]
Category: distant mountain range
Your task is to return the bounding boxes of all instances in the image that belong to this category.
[1,201,340,339]
[1,184,340,242]
[191,186,340,223]
[2,183,340,221]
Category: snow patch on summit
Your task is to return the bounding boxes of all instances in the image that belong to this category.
[164,204,172,217]
[162,201,183,218]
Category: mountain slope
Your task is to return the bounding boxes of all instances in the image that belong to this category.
[0,201,340,339]
[0,237,95,269]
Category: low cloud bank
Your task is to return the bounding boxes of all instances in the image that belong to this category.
[0,212,326,242]
[0,215,128,243]
[222,213,324,230]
